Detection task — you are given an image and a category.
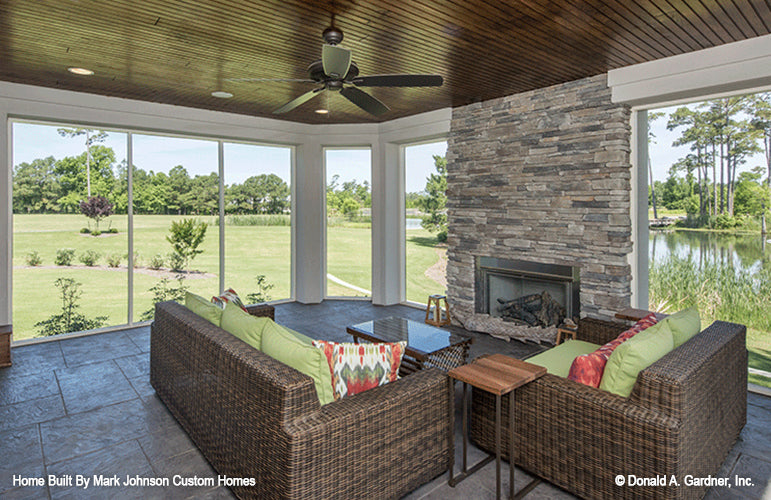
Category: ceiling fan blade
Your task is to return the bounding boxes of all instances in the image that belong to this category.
[340,87,389,116]
[226,78,315,83]
[322,44,352,78]
[273,88,324,114]
[351,74,443,87]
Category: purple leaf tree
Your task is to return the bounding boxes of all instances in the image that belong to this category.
[79,196,114,233]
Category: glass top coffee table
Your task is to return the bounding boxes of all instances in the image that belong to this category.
[346,317,473,374]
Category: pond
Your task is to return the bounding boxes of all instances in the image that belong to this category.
[649,229,771,273]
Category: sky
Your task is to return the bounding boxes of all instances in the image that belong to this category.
[12,122,447,193]
[648,103,767,183]
[17,112,762,189]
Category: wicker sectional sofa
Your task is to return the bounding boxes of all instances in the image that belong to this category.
[470,317,747,500]
[150,301,452,500]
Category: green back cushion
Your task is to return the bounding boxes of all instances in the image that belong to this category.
[184,292,222,326]
[220,301,270,350]
[527,340,600,378]
[600,321,675,397]
[261,321,335,406]
[662,306,701,348]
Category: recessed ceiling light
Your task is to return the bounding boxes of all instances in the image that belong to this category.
[211,91,233,99]
[67,67,94,76]
[315,109,329,114]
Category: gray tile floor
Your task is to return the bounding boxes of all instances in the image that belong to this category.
[1,300,769,499]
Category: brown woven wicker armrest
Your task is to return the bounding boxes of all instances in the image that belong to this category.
[576,316,628,345]
[631,320,747,418]
[283,368,452,499]
[246,302,275,320]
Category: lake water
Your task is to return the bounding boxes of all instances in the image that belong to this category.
[406,218,423,230]
[649,229,771,273]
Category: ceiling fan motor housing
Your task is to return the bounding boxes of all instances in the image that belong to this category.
[322,26,343,45]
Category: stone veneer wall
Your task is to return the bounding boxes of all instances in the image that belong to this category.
[446,74,633,332]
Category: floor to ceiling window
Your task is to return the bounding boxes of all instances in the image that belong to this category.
[12,123,129,339]
[131,134,220,322]
[10,121,293,340]
[645,92,771,389]
[223,142,292,302]
[325,148,372,297]
[404,140,448,304]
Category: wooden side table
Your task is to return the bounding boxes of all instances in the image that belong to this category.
[0,325,11,367]
[614,308,668,322]
[448,354,546,499]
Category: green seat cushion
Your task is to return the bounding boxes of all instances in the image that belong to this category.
[185,292,222,326]
[662,306,701,348]
[220,301,271,350]
[527,340,600,378]
[261,321,335,406]
[600,321,675,397]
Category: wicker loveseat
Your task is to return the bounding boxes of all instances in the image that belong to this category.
[470,317,747,500]
[150,301,452,499]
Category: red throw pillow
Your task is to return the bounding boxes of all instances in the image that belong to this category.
[567,312,659,387]
[312,340,406,400]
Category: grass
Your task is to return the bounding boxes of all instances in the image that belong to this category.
[12,214,446,339]
[649,254,771,388]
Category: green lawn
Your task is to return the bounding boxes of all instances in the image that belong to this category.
[12,214,446,340]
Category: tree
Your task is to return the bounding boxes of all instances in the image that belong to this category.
[12,156,60,213]
[648,111,664,219]
[418,155,448,241]
[750,93,771,206]
[56,128,108,197]
[79,195,114,232]
[166,218,208,272]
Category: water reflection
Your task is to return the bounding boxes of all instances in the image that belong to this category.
[650,230,771,273]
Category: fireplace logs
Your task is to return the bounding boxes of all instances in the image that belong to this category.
[497,291,566,327]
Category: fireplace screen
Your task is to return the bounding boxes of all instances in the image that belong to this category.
[475,257,579,327]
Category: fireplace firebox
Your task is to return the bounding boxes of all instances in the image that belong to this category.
[474,257,580,326]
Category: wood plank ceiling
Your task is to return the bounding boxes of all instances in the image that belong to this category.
[0,0,769,124]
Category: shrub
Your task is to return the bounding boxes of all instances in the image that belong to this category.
[246,275,275,304]
[79,250,101,267]
[167,218,207,272]
[55,248,76,266]
[436,229,448,243]
[167,252,185,272]
[140,275,189,321]
[219,214,291,226]
[91,230,102,237]
[35,278,107,336]
[149,254,165,270]
[107,228,119,234]
[80,227,91,234]
[26,251,43,266]
[106,254,122,268]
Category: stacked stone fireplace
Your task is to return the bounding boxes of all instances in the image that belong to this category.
[445,74,634,344]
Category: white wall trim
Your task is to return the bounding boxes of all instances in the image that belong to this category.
[608,34,771,107]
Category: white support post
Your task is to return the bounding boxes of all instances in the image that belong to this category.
[127,133,134,324]
[293,139,325,303]
[0,113,11,327]
[218,141,225,295]
[371,139,402,305]
[630,110,649,310]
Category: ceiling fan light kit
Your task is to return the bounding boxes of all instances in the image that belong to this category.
[228,16,443,117]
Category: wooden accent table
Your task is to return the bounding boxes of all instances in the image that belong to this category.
[347,317,472,374]
[448,354,546,499]
[0,325,11,367]
[615,308,668,322]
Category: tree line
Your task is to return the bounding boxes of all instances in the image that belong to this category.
[651,92,771,224]
[12,144,290,215]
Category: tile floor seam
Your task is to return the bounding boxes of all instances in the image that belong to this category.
[51,369,69,416]
[137,437,162,476]
[37,423,53,500]
[112,357,144,401]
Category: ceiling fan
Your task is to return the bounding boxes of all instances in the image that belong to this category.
[227,17,443,116]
